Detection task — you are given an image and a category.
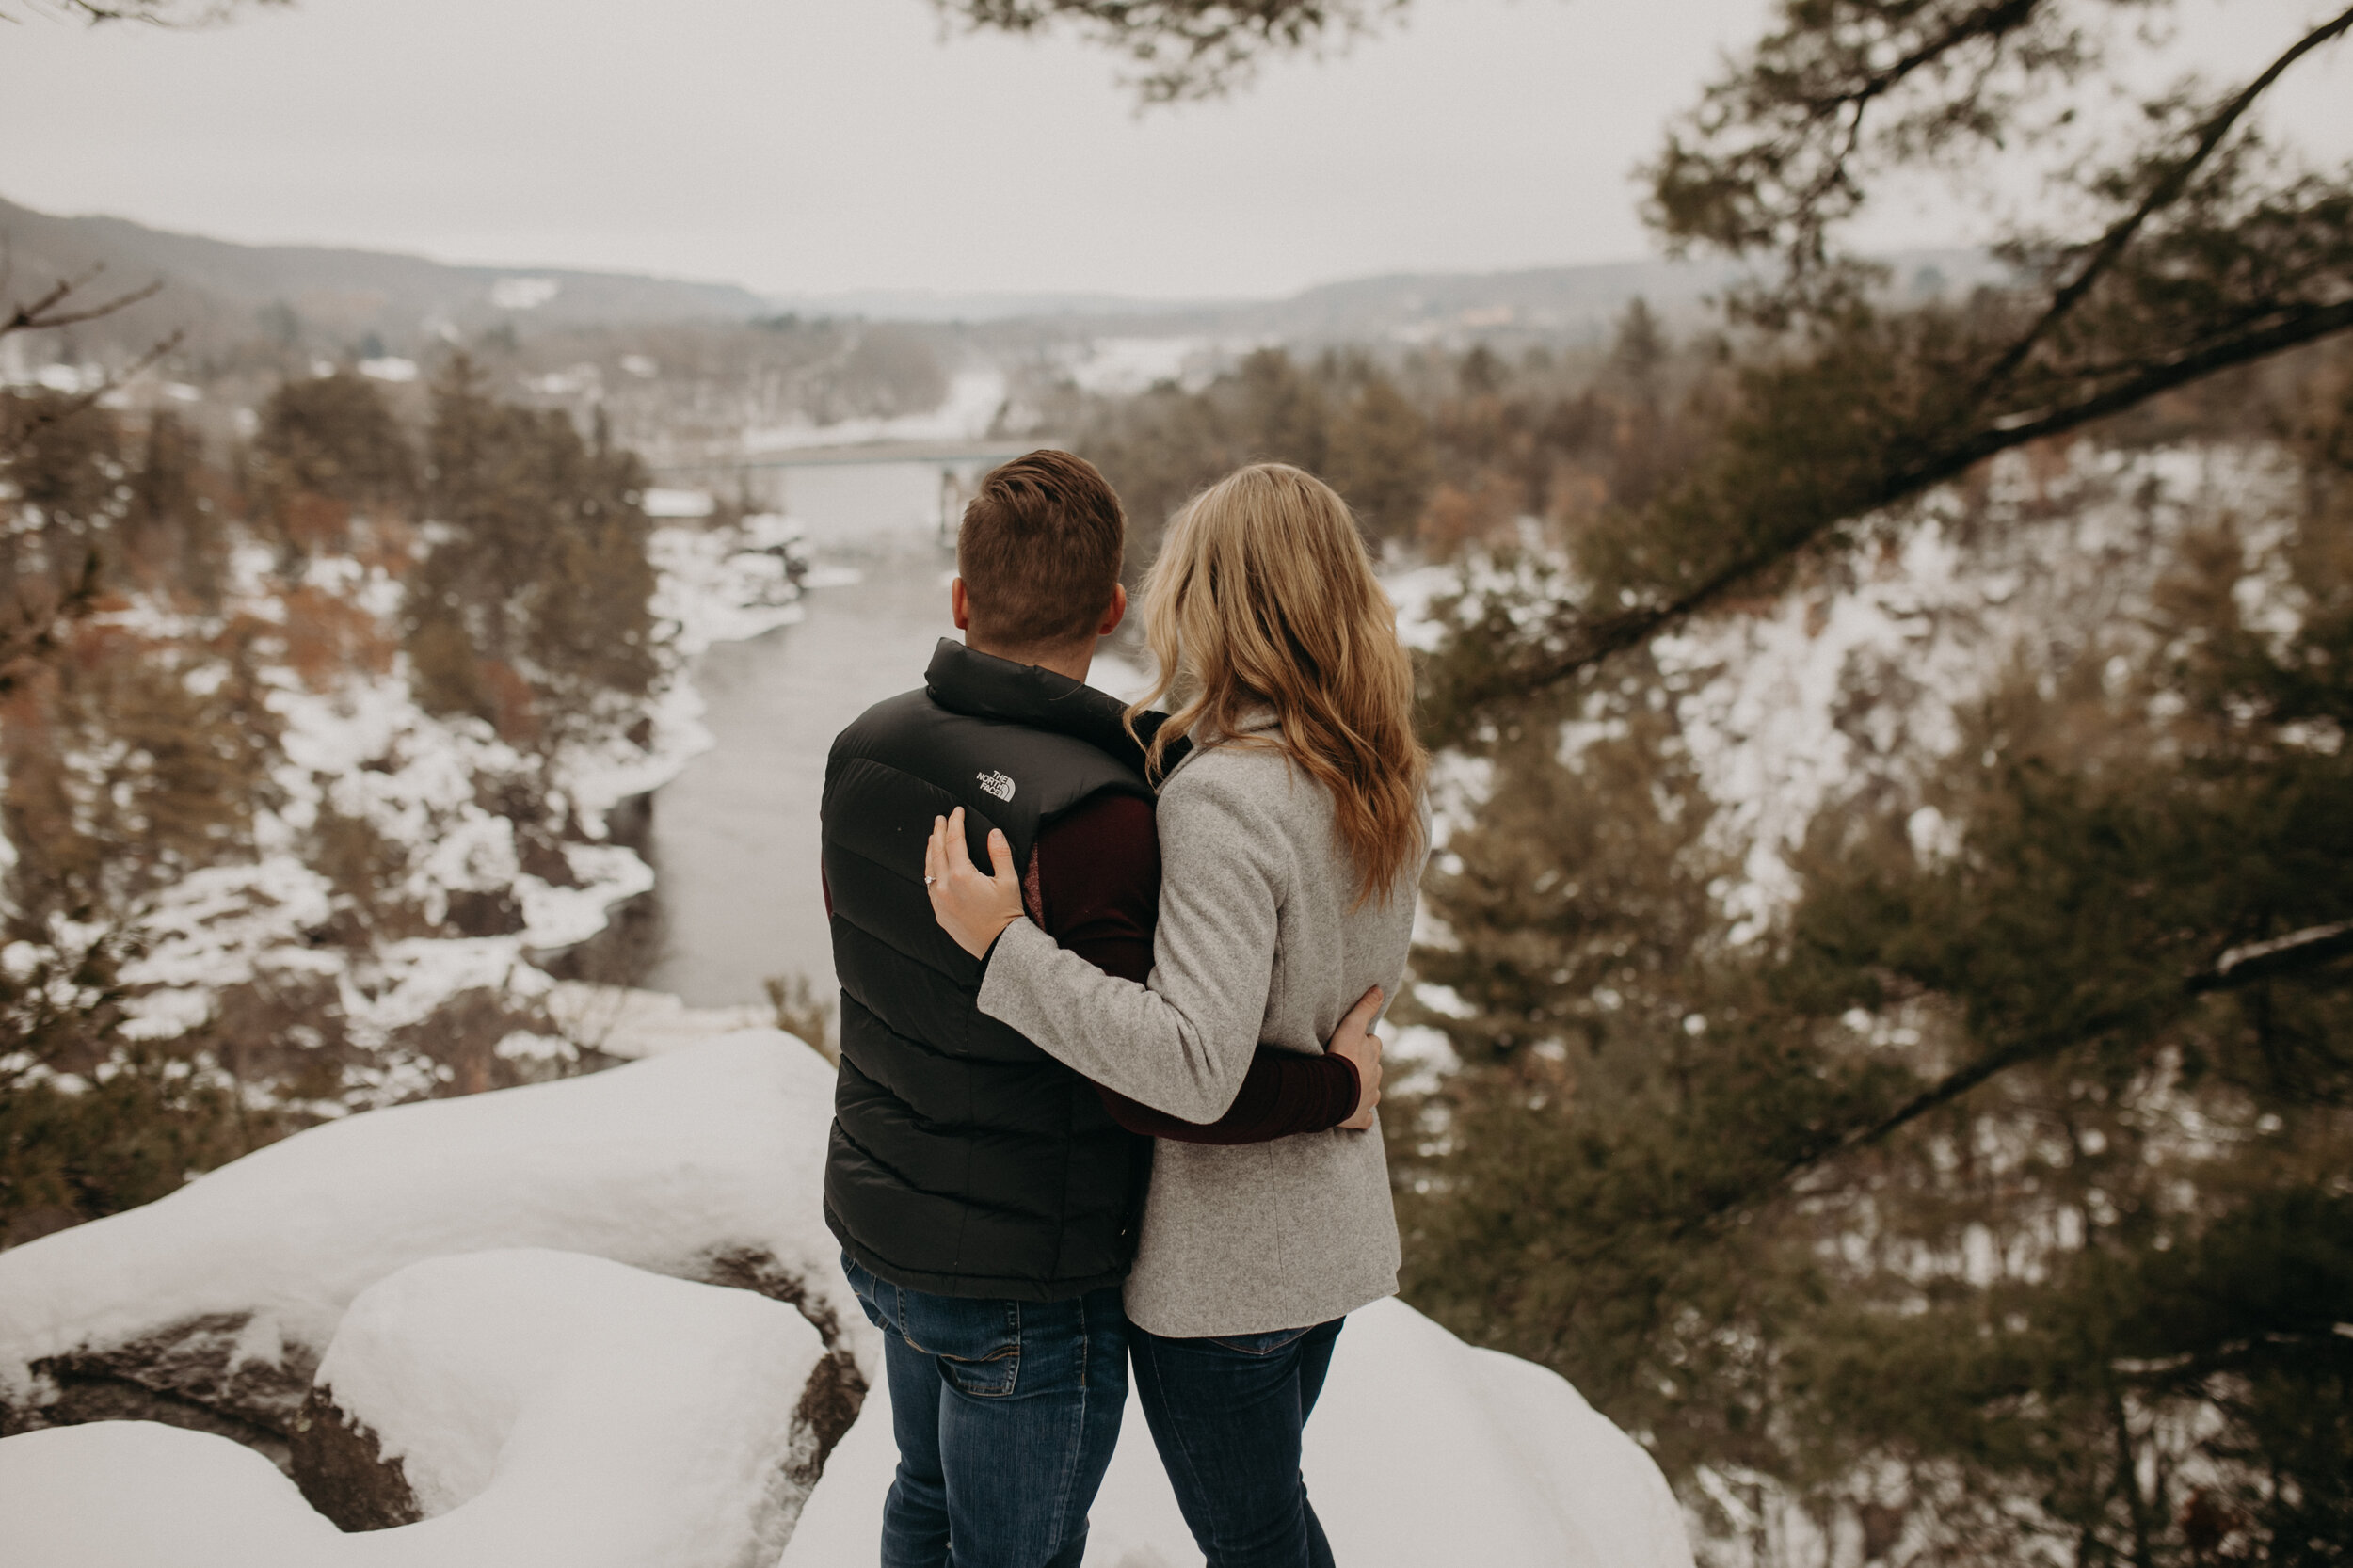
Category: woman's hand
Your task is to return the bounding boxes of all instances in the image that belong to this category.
[925,807,1025,960]
[1326,985,1385,1130]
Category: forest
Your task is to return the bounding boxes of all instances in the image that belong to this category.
[0,357,667,1244]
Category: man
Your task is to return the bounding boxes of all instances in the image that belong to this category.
[820,450,1377,1568]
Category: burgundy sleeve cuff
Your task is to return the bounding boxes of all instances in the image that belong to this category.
[1323,1051,1362,1128]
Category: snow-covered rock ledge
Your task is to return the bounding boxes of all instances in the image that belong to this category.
[0,1032,863,1464]
[0,1028,1693,1567]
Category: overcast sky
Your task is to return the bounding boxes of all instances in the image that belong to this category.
[3,0,2346,301]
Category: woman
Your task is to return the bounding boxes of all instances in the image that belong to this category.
[924,461,1429,1568]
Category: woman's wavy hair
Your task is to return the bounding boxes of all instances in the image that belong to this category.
[1125,462,1429,907]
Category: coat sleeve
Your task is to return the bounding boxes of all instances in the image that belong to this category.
[977,760,1288,1122]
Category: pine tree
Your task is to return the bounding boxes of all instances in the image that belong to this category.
[1325,370,1434,544]
[1397,367,2353,1560]
[408,357,656,744]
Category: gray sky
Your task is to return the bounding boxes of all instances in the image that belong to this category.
[3,0,2345,300]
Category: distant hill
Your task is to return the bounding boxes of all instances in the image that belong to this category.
[0,191,1996,371]
[789,250,1998,348]
[0,194,773,361]
[1085,257,1764,347]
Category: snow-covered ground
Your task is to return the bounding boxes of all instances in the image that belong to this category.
[742,367,1009,454]
[0,1030,1694,1568]
[784,1293,1692,1568]
[1,1249,836,1568]
[0,1032,857,1435]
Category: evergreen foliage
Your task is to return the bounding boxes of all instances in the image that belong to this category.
[1069,325,1692,566]
[0,348,674,1251]
[0,391,119,606]
[1395,360,2353,1561]
[0,925,270,1247]
[405,357,657,744]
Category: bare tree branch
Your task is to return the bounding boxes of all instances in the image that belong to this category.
[1767,917,2353,1200]
[1,268,164,340]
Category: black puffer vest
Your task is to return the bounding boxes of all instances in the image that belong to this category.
[821,639,1172,1301]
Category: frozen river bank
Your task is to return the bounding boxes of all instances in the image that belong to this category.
[640,459,977,1008]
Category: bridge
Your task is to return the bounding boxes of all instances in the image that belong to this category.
[648,437,1055,475]
[648,439,1063,539]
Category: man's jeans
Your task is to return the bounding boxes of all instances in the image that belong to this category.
[842,1254,1128,1568]
[1129,1317,1346,1568]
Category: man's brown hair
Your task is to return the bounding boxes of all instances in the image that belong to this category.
[957,449,1127,650]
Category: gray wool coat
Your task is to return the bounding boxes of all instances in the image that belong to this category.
[977,711,1427,1339]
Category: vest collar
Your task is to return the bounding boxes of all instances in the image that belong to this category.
[924,638,1186,776]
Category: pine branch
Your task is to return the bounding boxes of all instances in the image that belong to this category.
[2188,920,2353,994]
[1966,3,2353,405]
[1777,920,2353,1192]
[1463,296,2353,713]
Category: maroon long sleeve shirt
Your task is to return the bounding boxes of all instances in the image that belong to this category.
[1026,792,1360,1144]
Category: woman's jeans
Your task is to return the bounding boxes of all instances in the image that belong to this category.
[842,1253,1128,1568]
[1129,1317,1346,1568]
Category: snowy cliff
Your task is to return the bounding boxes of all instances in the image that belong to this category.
[0,1031,1694,1567]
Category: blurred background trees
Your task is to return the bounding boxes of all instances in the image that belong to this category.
[404,357,656,744]
[0,249,667,1243]
[1395,353,2353,1561]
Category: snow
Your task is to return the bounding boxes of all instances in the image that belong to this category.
[0,1031,858,1419]
[543,981,772,1059]
[644,487,718,519]
[783,1295,1693,1568]
[0,1424,344,1567]
[325,1250,826,1562]
[1651,443,2300,933]
[488,277,561,311]
[1,1017,1692,1568]
[0,1250,830,1568]
[648,522,807,656]
[44,504,815,1102]
[1064,336,1212,396]
[742,366,1008,453]
[1401,443,2303,942]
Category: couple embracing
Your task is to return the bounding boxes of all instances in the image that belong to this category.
[820,449,1429,1568]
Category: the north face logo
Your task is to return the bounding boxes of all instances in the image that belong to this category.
[977,770,1016,802]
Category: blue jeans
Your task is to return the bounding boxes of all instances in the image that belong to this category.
[1129,1317,1345,1568]
[842,1254,1128,1568]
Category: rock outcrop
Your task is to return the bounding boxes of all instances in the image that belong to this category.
[4,1250,847,1568]
[0,1032,866,1462]
[0,1027,1694,1567]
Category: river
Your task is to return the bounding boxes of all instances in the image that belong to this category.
[641,460,971,1009]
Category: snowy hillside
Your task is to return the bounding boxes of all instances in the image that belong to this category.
[3,511,805,1124]
[0,1032,1694,1568]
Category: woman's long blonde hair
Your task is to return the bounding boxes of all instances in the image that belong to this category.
[1126,463,1428,907]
